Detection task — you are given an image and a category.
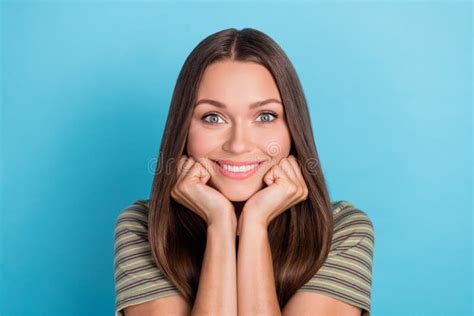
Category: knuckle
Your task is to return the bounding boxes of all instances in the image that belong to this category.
[180,182,191,195]
[301,186,309,200]
[170,188,177,199]
[287,184,298,195]
[176,182,186,193]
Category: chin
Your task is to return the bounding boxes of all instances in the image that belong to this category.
[227,193,252,202]
[218,186,255,202]
[229,195,252,202]
[211,179,263,202]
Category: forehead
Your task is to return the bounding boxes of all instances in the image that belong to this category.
[196,60,281,101]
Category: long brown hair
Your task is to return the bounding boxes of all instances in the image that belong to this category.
[145,27,333,310]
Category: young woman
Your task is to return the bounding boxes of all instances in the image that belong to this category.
[114,28,375,316]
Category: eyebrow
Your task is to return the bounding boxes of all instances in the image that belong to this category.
[194,98,282,109]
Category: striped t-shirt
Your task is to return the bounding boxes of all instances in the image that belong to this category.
[114,199,375,316]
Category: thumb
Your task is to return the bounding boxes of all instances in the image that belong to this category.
[187,161,210,184]
[197,157,219,178]
[263,164,285,186]
[198,157,218,176]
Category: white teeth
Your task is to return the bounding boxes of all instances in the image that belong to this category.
[221,164,258,173]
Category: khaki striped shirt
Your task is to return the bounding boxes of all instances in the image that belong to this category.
[114,200,375,315]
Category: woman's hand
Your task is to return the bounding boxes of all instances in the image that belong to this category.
[171,155,237,228]
[238,155,308,234]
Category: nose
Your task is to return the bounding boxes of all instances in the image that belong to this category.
[222,120,253,154]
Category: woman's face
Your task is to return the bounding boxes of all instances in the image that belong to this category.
[186,60,292,202]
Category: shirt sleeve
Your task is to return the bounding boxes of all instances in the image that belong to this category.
[297,206,375,316]
[113,206,180,316]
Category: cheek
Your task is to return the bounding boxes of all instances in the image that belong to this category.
[260,128,292,158]
[186,122,216,157]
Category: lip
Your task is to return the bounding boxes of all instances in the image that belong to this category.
[214,159,265,166]
[212,160,265,180]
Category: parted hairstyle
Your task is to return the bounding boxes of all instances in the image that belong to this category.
[141,27,334,309]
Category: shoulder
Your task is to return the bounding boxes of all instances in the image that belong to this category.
[113,199,151,267]
[330,200,373,227]
[114,199,151,237]
[297,200,375,315]
[114,199,180,316]
[329,200,375,254]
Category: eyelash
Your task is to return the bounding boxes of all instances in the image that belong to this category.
[201,111,279,125]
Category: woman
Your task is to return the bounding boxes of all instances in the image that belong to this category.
[114,28,375,316]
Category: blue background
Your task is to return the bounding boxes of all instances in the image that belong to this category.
[1,1,472,315]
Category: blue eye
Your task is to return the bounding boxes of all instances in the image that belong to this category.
[256,112,278,123]
[202,113,225,124]
[201,111,279,125]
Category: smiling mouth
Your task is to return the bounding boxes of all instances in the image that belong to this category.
[211,160,265,179]
[212,159,266,167]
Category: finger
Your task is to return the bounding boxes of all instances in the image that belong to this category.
[176,155,188,176]
[279,159,300,197]
[287,156,305,182]
[289,156,306,184]
[178,156,195,182]
[279,157,298,183]
[185,160,210,183]
[288,156,309,199]
[173,156,188,189]
[196,157,218,177]
[263,164,289,186]
[255,158,273,177]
